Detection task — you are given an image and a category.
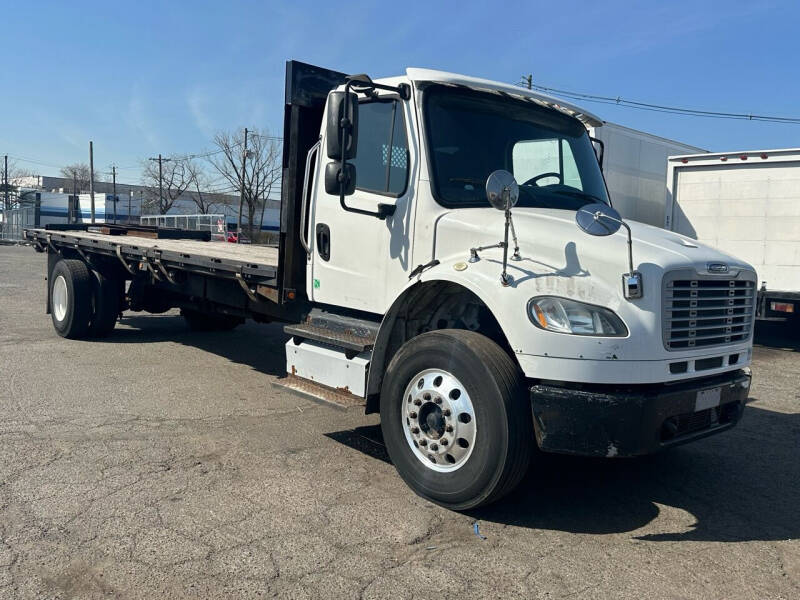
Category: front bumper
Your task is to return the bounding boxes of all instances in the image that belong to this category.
[531,369,751,457]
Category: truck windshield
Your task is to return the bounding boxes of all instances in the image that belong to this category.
[423,86,609,210]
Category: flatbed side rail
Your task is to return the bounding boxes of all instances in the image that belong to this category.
[23,228,279,290]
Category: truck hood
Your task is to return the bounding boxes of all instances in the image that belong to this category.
[433,207,754,310]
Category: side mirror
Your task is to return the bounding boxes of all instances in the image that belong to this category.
[326,91,358,160]
[324,162,356,196]
[485,170,519,210]
[576,202,643,300]
[575,202,622,236]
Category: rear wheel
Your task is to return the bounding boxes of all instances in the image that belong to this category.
[88,271,122,337]
[380,329,532,510]
[181,308,243,331]
[50,259,92,339]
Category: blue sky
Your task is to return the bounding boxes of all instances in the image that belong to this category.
[1,0,798,185]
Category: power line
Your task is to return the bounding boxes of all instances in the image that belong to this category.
[516,78,800,124]
[5,155,65,169]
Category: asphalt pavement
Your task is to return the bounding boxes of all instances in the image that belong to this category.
[1,244,799,599]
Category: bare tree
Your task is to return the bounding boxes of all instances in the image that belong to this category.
[185,159,219,214]
[3,162,37,210]
[60,163,93,193]
[208,128,281,239]
[140,156,193,214]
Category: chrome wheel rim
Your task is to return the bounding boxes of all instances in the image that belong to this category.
[401,369,476,472]
[52,275,68,322]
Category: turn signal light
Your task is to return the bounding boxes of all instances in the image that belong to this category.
[532,303,549,329]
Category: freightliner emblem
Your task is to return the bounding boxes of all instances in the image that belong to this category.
[707,263,729,273]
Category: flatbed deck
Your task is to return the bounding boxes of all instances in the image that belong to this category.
[24,228,279,283]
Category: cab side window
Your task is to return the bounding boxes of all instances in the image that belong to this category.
[351,100,409,196]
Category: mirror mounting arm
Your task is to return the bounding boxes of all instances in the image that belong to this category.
[337,78,400,221]
[617,219,643,300]
[576,204,643,300]
[469,242,505,263]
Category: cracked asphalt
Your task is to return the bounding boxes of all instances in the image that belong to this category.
[1,244,799,599]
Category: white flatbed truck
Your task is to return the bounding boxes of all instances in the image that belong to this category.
[25,61,755,509]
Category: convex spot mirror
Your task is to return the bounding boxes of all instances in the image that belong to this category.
[486,170,519,210]
[324,162,356,196]
[576,202,622,236]
[326,91,359,160]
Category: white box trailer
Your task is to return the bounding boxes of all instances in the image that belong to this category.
[589,122,705,227]
[665,148,800,322]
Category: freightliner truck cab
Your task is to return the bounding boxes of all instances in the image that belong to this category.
[294,64,754,508]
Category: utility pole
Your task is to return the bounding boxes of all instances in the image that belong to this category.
[3,155,8,216]
[89,141,96,223]
[128,191,132,225]
[148,154,170,214]
[111,165,117,224]
[72,173,77,224]
[236,127,248,244]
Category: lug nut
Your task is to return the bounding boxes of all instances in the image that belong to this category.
[440,438,448,446]
[430,443,438,451]
[434,397,442,405]
[419,439,427,446]
[409,411,417,419]
[446,425,453,433]
[414,399,422,406]
[411,427,419,434]
[443,409,451,417]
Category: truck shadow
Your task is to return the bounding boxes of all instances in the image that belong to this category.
[97,314,288,377]
[472,401,800,542]
[328,403,800,543]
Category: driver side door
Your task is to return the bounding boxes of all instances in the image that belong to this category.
[308,95,415,314]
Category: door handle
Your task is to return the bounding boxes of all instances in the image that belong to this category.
[316,223,330,261]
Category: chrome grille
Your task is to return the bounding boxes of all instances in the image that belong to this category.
[663,275,755,350]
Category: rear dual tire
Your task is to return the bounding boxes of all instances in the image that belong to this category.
[380,329,533,510]
[50,259,120,339]
[51,259,92,339]
[89,270,122,337]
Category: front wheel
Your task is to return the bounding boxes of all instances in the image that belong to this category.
[380,330,533,510]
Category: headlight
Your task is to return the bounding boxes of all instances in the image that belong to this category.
[528,296,628,337]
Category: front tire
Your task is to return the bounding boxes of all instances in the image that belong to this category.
[50,259,92,339]
[380,330,532,510]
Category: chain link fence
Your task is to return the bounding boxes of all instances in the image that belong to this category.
[139,213,228,241]
[0,206,35,241]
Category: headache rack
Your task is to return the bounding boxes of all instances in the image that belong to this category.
[662,270,756,350]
